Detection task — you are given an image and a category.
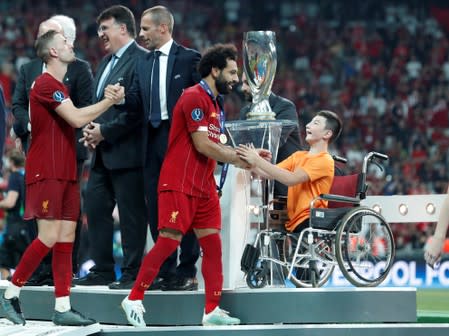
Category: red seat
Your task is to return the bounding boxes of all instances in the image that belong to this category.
[327,174,360,208]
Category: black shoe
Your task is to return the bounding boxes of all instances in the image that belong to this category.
[108,274,135,290]
[52,308,96,326]
[148,277,170,290]
[73,272,115,286]
[164,277,198,291]
[0,295,26,325]
[24,273,54,286]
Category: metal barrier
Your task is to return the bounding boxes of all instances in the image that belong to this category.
[361,194,446,223]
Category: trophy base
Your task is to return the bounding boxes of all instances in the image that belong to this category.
[245,99,276,120]
[246,112,276,120]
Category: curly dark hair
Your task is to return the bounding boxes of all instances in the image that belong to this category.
[198,43,237,78]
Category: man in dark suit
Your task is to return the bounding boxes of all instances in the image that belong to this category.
[240,72,302,198]
[11,16,93,285]
[124,5,201,291]
[73,5,148,290]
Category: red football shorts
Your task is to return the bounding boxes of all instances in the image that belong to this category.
[158,190,221,234]
[24,180,80,221]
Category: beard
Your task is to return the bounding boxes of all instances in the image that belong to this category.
[243,89,253,102]
[216,73,232,95]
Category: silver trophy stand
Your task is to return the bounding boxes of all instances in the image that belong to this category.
[225,120,297,287]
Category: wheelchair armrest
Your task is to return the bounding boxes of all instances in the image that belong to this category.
[318,193,360,205]
[270,196,287,206]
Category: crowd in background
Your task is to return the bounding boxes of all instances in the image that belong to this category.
[0,0,449,254]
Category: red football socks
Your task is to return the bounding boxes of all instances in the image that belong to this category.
[129,236,180,300]
[52,242,73,297]
[199,233,223,314]
[12,238,51,287]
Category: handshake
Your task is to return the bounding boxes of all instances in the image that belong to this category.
[235,143,272,169]
[79,83,125,150]
[104,83,125,105]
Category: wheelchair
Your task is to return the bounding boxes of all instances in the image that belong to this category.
[241,151,395,288]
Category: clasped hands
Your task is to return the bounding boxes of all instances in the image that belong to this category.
[235,143,272,169]
[79,84,124,150]
[104,83,125,105]
[80,122,103,149]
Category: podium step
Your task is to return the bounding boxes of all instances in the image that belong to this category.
[0,284,416,325]
[1,283,447,336]
[98,323,449,336]
[0,318,101,335]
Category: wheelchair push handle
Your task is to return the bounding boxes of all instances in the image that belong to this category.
[332,155,348,164]
[370,151,389,161]
[362,151,389,175]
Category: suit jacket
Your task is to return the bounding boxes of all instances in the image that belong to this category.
[12,57,93,160]
[240,93,302,196]
[125,41,201,161]
[92,41,148,170]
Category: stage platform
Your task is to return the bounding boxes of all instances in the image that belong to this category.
[0,283,416,325]
[0,282,448,335]
[2,320,449,336]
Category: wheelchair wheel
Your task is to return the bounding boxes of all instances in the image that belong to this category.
[281,232,335,288]
[335,206,395,287]
[245,261,269,289]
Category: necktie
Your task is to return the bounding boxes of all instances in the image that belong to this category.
[149,50,161,127]
[97,54,118,99]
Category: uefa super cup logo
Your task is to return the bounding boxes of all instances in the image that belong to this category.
[243,31,277,120]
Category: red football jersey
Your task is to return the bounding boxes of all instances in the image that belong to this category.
[158,84,221,198]
[26,72,77,184]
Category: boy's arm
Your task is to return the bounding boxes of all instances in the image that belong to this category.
[256,156,309,186]
[237,145,308,185]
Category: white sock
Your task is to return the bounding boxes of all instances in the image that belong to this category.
[4,283,21,299]
[55,296,71,313]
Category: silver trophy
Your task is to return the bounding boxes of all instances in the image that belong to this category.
[243,31,277,120]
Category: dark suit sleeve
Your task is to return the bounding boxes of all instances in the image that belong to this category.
[71,60,93,162]
[271,95,299,141]
[100,107,141,144]
[122,58,143,113]
[12,64,29,137]
[100,62,142,144]
[72,60,93,108]
[191,51,201,83]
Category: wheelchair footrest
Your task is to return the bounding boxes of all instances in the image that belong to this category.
[241,244,260,273]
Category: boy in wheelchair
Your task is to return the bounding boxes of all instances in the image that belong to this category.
[238,111,394,288]
[237,110,342,235]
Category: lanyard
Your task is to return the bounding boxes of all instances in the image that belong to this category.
[199,80,229,197]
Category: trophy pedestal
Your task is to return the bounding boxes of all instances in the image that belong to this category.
[219,120,297,288]
[245,100,276,120]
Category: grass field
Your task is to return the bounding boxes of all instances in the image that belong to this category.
[417,288,449,322]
